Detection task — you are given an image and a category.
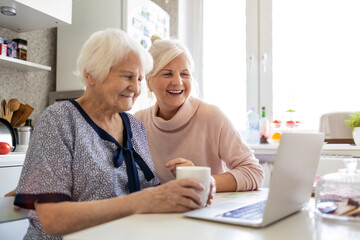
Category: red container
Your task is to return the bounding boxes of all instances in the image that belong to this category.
[0,43,7,56]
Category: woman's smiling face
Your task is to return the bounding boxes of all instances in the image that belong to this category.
[147,53,192,120]
[89,51,144,113]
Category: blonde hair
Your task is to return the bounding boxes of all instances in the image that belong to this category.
[147,39,195,79]
[75,28,153,86]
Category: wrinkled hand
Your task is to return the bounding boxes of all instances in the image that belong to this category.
[4,188,20,210]
[206,176,216,206]
[138,178,204,213]
[165,158,195,177]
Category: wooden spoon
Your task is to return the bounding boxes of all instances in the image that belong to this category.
[1,99,11,122]
[8,99,20,122]
[11,103,26,127]
[1,99,5,118]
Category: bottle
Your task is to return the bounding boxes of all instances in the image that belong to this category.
[246,108,260,145]
[24,119,33,132]
[259,106,269,144]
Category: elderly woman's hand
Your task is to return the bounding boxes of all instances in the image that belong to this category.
[4,188,20,210]
[165,158,195,177]
[137,178,204,213]
[206,176,216,206]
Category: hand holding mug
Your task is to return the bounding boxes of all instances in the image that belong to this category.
[176,166,212,207]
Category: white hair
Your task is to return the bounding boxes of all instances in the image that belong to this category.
[75,28,153,86]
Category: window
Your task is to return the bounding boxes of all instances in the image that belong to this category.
[201,0,360,132]
[203,0,247,131]
[271,0,360,130]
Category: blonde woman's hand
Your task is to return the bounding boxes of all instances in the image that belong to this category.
[206,176,216,206]
[165,158,195,177]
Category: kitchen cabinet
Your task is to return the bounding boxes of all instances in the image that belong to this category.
[0,152,25,196]
[0,152,28,240]
[0,0,72,32]
[56,0,123,91]
[0,55,51,71]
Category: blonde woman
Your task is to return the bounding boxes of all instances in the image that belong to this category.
[135,39,264,192]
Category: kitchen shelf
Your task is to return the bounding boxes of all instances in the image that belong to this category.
[0,55,51,71]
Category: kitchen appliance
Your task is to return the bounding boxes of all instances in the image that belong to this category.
[0,118,16,152]
[15,126,31,145]
[14,125,31,152]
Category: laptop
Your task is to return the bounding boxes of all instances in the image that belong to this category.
[184,132,325,228]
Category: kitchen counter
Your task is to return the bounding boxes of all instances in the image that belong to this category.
[252,143,360,187]
[0,152,26,167]
[251,143,360,163]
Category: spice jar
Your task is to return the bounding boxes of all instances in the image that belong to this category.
[13,38,27,61]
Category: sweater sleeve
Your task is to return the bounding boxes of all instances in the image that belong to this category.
[216,109,264,191]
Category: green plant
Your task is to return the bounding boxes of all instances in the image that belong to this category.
[345,112,360,131]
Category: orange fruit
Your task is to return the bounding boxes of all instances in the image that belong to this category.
[272,132,281,140]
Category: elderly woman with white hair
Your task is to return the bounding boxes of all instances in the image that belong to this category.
[13,29,212,239]
[135,39,264,192]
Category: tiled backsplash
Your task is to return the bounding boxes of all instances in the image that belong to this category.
[0,27,56,124]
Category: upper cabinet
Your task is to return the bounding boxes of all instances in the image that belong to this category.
[0,0,72,32]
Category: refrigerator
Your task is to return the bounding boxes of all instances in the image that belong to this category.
[56,0,170,96]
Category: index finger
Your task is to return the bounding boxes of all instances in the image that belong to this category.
[165,158,188,168]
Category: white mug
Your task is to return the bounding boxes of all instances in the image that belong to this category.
[176,166,211,207]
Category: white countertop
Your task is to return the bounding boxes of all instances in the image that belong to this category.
[64,189,360,240]
[251,143,360,158]
[0,152,26,167]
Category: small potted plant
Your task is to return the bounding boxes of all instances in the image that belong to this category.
[345,112,360,146]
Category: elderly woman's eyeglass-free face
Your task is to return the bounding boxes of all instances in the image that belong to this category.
[90,52,145,113]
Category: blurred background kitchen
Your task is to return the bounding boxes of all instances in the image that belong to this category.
[2,0,360,137]
[2,1,360,239]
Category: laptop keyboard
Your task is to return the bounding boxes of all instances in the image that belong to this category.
[220,200,266,220]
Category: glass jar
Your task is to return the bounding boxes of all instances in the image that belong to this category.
[315,156,360,221]
[13,38,27,61]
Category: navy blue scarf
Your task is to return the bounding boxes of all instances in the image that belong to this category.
[112,113,155,193]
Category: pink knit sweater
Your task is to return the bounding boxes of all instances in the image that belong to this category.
[134,96,264,191]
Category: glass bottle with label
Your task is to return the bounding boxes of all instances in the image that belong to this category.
[259,106,269,144]
[246,107,260,145]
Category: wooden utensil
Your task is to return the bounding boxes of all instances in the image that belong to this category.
[15,104,34,127]
[10,103,26,127]
[1,99,5,118]
[7,99,20,123]
[1,99,12,123]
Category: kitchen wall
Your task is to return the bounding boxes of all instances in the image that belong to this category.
[0,27,57,124]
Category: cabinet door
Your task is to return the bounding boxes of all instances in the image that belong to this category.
[56,0,122,91]
[0,0,72,32]
[0,166,28,240]
[0,166,22,196]
[15,0,72,24]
